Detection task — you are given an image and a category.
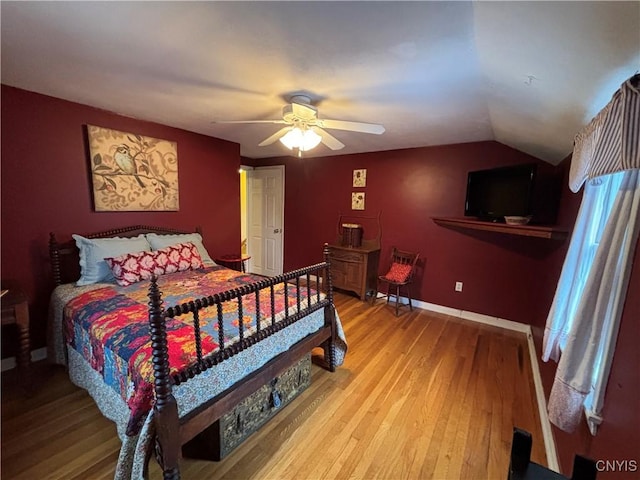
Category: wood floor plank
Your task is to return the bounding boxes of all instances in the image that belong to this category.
[1,292,547,479]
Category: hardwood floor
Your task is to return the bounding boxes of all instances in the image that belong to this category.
[1,292,546,479]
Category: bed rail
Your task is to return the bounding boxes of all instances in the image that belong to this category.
[148,244,335,479]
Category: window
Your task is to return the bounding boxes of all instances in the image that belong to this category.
[543,169,639,434]
[556,172,624,354]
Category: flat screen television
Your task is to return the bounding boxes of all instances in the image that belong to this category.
[464,163,537,222]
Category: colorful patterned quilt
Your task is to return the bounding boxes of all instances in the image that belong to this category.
[62,266,319,435]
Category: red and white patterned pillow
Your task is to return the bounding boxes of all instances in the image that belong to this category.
[105,242,204,286]
[383,262,413,283]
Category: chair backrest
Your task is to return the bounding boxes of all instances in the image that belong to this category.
[386,247,420,283]
[508,428,597,480]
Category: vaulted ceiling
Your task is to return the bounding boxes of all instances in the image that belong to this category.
[2,2,638,163]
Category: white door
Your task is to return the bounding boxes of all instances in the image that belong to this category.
[247,165,284,276]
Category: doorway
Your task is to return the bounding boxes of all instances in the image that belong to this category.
[240,165,285,276]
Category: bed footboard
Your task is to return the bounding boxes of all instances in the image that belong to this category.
[148,244,337,479]
[148,279,181,479]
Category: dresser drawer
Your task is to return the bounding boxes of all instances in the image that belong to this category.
[329,248,365,264]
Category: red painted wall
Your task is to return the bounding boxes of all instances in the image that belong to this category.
[1,85,241,352]
[250,142,567,327]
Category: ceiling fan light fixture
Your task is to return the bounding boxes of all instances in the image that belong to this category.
[220,92,382,153]
[300,128,322,151]
[279,128,302,149]
[279,127,322,152]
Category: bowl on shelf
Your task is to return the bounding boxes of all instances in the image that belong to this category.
[504,216,532,225]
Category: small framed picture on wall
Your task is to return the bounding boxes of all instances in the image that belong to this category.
[353,169,366,187]
[352,192,365,210]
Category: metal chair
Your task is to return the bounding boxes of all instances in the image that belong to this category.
[377,247,419,316]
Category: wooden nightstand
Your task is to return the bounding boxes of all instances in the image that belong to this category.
[215,254,251,272]
[1,283,31,380]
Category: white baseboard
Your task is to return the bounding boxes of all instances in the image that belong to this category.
[1,347,47,372]
[378,293,559,470]
[525,330,560,471]
[414,298,532,334]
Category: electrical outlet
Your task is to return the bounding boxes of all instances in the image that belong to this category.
[455,281,463,292]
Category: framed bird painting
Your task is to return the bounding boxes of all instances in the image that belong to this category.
[87,125,179,211]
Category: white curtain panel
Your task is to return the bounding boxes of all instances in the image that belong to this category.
[542,173,623,362]
[543,169,640,433]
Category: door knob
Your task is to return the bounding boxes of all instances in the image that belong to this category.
[273,228,281,233]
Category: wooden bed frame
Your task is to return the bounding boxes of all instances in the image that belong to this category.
[49,225,338,479]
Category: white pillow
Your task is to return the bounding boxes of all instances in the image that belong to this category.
[72,234,152,286]
[145,232,216,266]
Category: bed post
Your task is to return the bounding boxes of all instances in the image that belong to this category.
[49,233,62,287]
[323,243,337,372]
[148,276,181,480]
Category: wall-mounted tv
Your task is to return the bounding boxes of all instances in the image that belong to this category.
[464,163,537,222]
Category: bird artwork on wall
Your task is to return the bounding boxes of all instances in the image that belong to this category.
[113,144,146,188]
[86,125,179,211]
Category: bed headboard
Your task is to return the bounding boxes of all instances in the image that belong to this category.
[49,225,202,286]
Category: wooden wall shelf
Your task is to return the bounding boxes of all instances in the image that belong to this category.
[432,217,568,240]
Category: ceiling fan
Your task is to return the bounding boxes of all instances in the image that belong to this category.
[214,94,385,155]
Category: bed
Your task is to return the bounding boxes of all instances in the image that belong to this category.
[47,225,346,480]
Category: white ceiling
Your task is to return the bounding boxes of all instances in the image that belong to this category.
[1,2,638,163]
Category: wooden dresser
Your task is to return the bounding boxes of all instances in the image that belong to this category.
[327,244,380,301]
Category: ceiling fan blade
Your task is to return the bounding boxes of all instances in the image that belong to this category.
[291,102,317,120]
[258,127,292,146]
[315,119,385,134]
[213,119,288,125]
[312,127,345,150]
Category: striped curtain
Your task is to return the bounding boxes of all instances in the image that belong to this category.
[569,74,640,193]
